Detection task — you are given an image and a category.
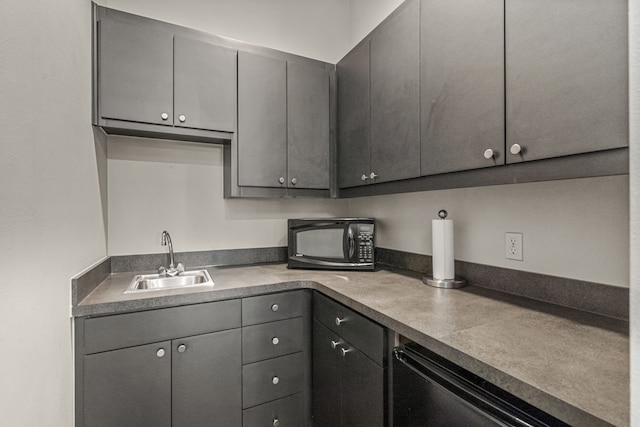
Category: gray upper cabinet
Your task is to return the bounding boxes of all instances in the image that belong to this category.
[370,0,421,184]
[238,52,288,188]
[99,18,174,126]
[420,0,505,175]
[174,36,237,133]
[337,41,371,189]
[287,62,331,190]
[505,0,628,164]
[237,52,331,190]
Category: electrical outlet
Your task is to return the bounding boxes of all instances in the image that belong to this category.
[505,232,523,261]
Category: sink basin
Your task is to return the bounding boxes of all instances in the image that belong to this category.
[125,270,214,293]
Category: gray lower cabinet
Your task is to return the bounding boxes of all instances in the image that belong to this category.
[238,52,331,190]
[505,0,628,163]
[95,7,237,136]
[312,293,386,427]
[370,0,421,184]
[420,0,505,175]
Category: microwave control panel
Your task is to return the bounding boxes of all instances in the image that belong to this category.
[357,225,374,263]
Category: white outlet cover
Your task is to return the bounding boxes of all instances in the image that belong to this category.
[505,232,523,261]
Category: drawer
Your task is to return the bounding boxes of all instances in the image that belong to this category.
[242,290,308,326]
[313,292,385,366]
[243,352,305,408]
[83,299,241,354]
[242,317,305,364]
[243,393,305,427]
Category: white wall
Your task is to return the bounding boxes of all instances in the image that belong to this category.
[629,0,639,423]
[100,0,351,63]
[107,137,345,255]
[0,0,107,426]
[347,0,405,47]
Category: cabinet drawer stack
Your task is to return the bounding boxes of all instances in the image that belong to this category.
[241,290,312,427]
[312,292,387,427]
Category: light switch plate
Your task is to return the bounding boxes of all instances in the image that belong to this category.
[505,232,523,261]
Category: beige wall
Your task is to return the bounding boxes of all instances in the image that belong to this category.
[0,0,107,425]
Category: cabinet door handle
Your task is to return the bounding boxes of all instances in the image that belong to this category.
[271,303,279,312]
[160,112,169,121]
[272,376,280,385]
[330,340,341,349]
[177,344,187,354]
[272,337,280,345]
[278,177,285,184]
[291,177,297,185]
[335,317,345,326]
[156,348,166,358]
[483,148,494,159]
[272,417,280,427]
[178,114,186,123]
[340,347,351,357]
[510,144,523,155]
[361,174,369,181]
[369,172,378,180]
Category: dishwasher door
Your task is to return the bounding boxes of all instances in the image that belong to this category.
[393,345,567,427]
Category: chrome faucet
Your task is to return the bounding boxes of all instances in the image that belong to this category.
[159,230,184,277]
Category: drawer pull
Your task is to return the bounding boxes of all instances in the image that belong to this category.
[272,337,280,345]
[177,344,187,354]
[273,418,280,427]
[271,304,279,312]
[272,376,280,385]
[340,347,351,357]
[330,340,341,349]
[335,317,345,326]
[156,348,166,358]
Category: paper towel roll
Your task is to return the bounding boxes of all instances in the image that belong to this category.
[432,219,455,280]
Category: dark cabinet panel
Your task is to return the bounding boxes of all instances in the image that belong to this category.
[505,0,628,163]
[242,393,305,427]
[342,345,384,427]
[287,62,331,189]
[242,290,306,326]
[312,321,342,427]
[370,0,421,183]
[99,17,174,126]
[421,0,505,175]
[174,36,237,132]
[84,341,172,427]
[242,352,305,408]
[242,317,305,364]
[238,52,287,188]
[337,41,371,189]
[172,330,242,427]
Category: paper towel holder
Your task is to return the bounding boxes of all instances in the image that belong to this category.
[423,210,467,289]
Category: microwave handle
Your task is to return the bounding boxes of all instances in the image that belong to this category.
[347,226,356,260]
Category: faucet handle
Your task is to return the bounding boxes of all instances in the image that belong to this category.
[158,266,167,276]
[176,263,185,274]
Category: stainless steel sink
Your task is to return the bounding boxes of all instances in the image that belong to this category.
[125,270,214,293]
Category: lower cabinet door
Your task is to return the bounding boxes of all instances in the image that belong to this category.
[172,329,242,427]
[312,321,343,427]
[342,345,384,427]
[243,393,305,427]
[83,341,172,427]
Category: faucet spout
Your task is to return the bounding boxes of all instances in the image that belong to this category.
[160,231,184,277]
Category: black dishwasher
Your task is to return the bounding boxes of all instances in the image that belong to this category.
[393,343,569,427]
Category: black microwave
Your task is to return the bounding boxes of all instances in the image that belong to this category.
[287,218,375,270]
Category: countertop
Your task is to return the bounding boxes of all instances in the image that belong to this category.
[74,263,629,426]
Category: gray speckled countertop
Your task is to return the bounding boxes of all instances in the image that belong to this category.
[74,263,629,426]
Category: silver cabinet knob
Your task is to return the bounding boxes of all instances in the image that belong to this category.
[271,303,279,312]
[178,114,186,122]
[510,144,522,155]
[177,344,187,353]
[340,348,351,357]
[370,172,378,179]
[272,418,280,427]
[291,178,297,185]
[361,174,369,181]
[484,148,494,159]
[272,376,280,385]
[330,340,341,349]
[160,112,169,121]
[156,348,166,358]
[335,317,345,326]
[278,177,285,184]
[272,337,280,345]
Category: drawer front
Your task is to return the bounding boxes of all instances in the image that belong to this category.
[313,292,385,366]
[243,393,305,427]
[243,352,305,408]
[242,317,304,364]
[84,299,241,354]
[242,290,308,326]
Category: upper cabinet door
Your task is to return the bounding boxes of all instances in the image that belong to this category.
[337,42,371,189]
[237,52,287,188]
[99,18,173,126]
[421,0,505,175]
[370,0,421,184]
[505,0,628,164]
[287,62,330,190]
[174,36,237,132]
